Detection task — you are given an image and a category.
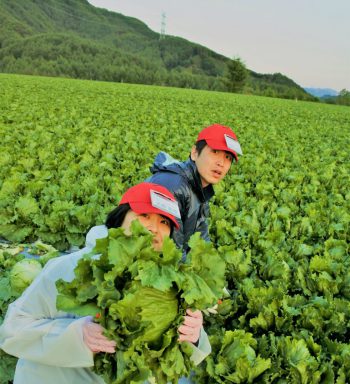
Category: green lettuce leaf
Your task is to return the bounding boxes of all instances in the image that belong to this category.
[56,221,225,383]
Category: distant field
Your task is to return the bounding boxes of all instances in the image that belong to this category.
[0,73,349,249]
[1,73,350,382]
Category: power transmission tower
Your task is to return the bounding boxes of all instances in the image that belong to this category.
[160,12,166,40]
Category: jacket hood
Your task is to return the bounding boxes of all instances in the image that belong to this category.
[150,152,184,174]
[85,225,108,249]
[150,151,214,202]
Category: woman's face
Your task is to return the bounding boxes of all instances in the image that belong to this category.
[121,211,171,251]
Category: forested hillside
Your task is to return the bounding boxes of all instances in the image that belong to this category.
[0,0,315,100]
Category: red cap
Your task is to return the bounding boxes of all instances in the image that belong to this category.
[119,182,180,229]
[197,124,242,162]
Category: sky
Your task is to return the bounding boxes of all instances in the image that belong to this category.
[88,0,350,92]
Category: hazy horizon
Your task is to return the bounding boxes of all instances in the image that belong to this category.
[88,0,350,92]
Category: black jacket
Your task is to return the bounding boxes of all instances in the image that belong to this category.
[147,152,214,253]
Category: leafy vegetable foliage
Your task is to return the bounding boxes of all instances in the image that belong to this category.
[1,73,349,382]
[56,222,225,383]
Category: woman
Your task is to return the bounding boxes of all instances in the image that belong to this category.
[0,182,210,384]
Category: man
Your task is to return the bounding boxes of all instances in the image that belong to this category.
[147,123,243,254]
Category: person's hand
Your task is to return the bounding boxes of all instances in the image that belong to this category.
[178,309,203,344]
[82,316,116,353]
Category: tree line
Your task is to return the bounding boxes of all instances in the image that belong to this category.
[0,33,315,101]
[323,89,350,106]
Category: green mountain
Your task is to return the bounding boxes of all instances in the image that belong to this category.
[0,0,314,100]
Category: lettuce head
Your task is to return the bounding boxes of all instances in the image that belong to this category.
[56,221,226,383]
[10,258,42,295]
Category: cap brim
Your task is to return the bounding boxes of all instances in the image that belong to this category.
[206,140,239,162]
[129,202,180,229]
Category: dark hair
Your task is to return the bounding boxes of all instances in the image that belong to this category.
[195,140,207,155]
[105,203,175,235]
[195,139,234,162]
[105,203,131,229]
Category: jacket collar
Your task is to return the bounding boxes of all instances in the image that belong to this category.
[149,152,215,203]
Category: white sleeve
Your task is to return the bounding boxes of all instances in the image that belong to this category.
[189,327,211,365]
[0,256,94,368]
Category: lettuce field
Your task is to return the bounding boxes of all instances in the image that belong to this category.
[1,73,350,382]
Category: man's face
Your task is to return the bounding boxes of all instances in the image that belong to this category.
[191,144,233,187]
